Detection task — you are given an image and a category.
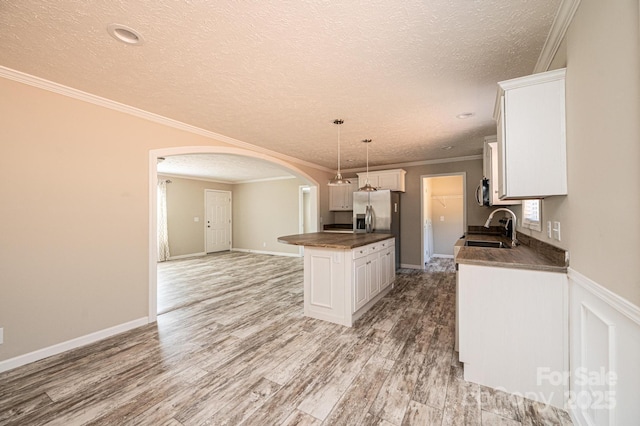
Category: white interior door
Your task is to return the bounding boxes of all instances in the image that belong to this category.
[205,190,231,253]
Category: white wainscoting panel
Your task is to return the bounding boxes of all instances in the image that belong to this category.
[568,268,640,426]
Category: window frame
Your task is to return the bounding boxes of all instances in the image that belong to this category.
[521,199,542,232]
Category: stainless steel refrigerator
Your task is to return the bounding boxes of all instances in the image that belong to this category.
[353,189,401,269]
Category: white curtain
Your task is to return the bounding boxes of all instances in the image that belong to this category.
[157,180,170,262]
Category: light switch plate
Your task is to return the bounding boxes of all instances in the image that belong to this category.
[547,221,552,238]
[553,221,561,241]
[0,328,4,345]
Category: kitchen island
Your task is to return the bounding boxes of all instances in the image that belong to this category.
[278,232,395,327]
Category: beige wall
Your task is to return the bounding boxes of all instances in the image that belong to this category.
[514,0,640,306]
[399,159,489,267]
[430,175,464,256]
[160,175,232,257]
[233,178,305,255]
[0,77,333,362]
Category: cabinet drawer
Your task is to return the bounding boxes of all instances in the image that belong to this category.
[352,245,370,259]
[379,239,395,249]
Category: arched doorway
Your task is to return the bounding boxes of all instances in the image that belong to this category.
[148,146,320,322]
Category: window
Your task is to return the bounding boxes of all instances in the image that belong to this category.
[522,199,542,231]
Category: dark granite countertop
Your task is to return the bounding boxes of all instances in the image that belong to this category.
[454,231,568,273]
[278,232,394,249]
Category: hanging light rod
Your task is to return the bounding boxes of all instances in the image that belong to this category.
[328,119,352,186]
[358,139,377,192]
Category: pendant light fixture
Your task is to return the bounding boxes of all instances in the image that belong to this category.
[358,139,377,192]
[328,119,351,186]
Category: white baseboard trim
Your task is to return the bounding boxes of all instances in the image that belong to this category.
[400,264,423,270]
[167,252,207,260]
[431,254,454,259]
[232,248,302,258]
[0,317,148,373]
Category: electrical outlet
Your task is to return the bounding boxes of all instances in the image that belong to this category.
[553,221,561,241]
[262,242,267,247]
[547,221,552,238]
[0,328,4,345]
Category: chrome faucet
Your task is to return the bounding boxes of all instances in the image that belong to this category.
[484,208,518,247]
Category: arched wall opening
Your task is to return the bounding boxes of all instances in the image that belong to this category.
[149,146,320,322]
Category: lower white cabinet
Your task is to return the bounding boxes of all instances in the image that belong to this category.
[458,263,568,408]
[304,238,395,326]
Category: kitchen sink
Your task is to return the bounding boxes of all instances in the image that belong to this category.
[464,240,509,248]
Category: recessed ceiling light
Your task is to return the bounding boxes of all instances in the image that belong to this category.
[107,24,144,45]
[456,112,475,119]
[441,146,453,150]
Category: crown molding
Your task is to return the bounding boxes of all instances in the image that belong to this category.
[157,173,234,184]
[534,0,581,73]
[341,154,482,174]
[157,172,295,185]
[0,66,334,174]
[235,175,297,184]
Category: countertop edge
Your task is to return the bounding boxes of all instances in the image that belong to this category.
[278,232,394,249]
[455,256,568,273]
[454,233,568,273]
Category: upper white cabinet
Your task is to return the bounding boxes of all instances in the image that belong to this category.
[483,136,520,206]
[495,68,567,199]
[357,169,406,192]
[329,181,359,211]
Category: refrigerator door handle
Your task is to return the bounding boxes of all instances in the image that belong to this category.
[365,205,373,233]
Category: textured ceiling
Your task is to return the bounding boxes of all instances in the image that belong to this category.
[0,0,561,176]
[157,154,294,183]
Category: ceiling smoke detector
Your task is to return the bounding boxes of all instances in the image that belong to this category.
[107,24,144,45]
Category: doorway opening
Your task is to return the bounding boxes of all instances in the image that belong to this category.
[421,173,466,268]
[149,146,320,322]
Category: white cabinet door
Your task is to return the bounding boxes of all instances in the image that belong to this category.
[378,173,399,191]
[329,181,358,211]
[344,181,358,210]
[353,257,368,312]
[358,174,379,190]
[496,68,567,199]
[379,248,389,290]
[304,247,346,325]
[458,264,567,408]
[329,185,344,211]
[357,169,406,192]
[367,251,381,299]
[388,247,396,284]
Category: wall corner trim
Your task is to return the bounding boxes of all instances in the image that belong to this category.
[0,317,149,373]
[568,267,640,326]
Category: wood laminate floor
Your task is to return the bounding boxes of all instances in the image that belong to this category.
[0,252,572,425]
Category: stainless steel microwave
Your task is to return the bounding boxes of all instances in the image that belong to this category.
[476,178,490,206]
